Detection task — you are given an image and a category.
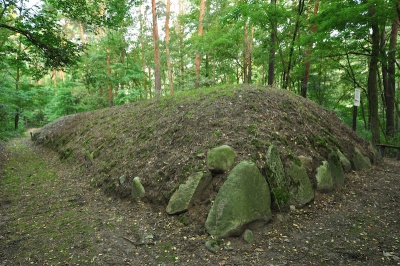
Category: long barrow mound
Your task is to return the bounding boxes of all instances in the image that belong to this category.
[32,85,376,220]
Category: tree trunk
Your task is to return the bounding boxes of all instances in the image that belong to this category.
[283,0,305,90]
[139,5,147,99]
[301,0,319,98]
[178,0,185,89]
[152,0,162,97]
[195,0,206,88]
[385,4,399,137]
[119,30,126,94]
[267,0,277,86]
[107,47,113,107]
[79,22,86,45]
[14,65,20,130]
[243,21,249,84]
[367,5,380,145]
[165,0,174,94]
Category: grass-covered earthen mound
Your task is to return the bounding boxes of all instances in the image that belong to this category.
[35,84,374,207]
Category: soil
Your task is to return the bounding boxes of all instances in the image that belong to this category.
[1,85,399,265]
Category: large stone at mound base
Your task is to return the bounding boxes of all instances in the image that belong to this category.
[205,161,271,238]
[286,162,314,207]
[265,145,290,208]
[316,161,333,192]
[166,171,212,215]
[337,150,352,173]
[352,147,371,171]
[206,145,236,173]
[328,152,345,187]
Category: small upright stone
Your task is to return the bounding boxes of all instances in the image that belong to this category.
[316,161,333,192]
[243,229,254,244]
[132,177,145,200]
[352,147,371,171]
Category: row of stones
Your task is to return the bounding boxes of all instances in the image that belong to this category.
[164,144,372,238]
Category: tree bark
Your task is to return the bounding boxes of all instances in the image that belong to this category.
[243,21,249,84]
[79,22,86,45]
[385,3,399,137]
[195,0,206,88]
[301,0,319,98]
[165,0,174,94]
[367,4,380,144]
[139,5,147,99]
[107,47,113,107]
[178,0,185,89]
[268,0,277,86]
[283,0,305,90]
[152,0,162,97]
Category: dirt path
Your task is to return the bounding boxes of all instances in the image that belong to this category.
[1,137,399,265]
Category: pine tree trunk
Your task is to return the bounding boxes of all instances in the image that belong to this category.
[139,5,147,99]
[79,22,86,45]
[283,0,305,90]
[165,0,174,94]
[178,0,185,89]
[152,0,162,97]
[107,47,113,107]
[195,0,206,88]
[243,21,249,84]
[267,0,277,86]
[301,0,319,98]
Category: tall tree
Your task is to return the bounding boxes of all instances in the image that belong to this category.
[384,1,399,137]
[367,2,380,144]
[283,0,305,90]
[301,0,319,98]
[195,0,206,88]
[267,0,277,86]
[165,0,174,94]
[151,0,162,96]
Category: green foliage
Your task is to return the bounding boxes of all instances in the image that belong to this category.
[44,87,86,122]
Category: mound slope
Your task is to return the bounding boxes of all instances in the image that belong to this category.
[34,84,375,208]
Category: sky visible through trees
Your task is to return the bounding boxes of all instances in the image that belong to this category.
[0,0,399,145]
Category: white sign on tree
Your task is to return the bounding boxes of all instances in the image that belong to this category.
[354,89,361,106]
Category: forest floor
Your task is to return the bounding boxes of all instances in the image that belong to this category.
[0,135,399,265]
[1,85,400,265]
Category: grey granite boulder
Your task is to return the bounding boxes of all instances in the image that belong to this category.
[205,161,271,238]
[315,161,334,192]
[352,147,371,171]
[166,171,212,215]
[286,162,314,207]
[265,145,290,208]
[206,145,236,173]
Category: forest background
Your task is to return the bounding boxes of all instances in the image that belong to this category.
[0,0,399,145]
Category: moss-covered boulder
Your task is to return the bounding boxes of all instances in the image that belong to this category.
[337,150,352,173]
[315,161,333,192]
[206,145,236,173]
[352,147,371,171]
[286,162,314,207]
[265,145,290,208]
[328,152,345,187]
[132,177,145,200]
[205,161,271,238]
[166,171,212,215]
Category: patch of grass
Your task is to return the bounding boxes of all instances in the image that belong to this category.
[247,124,258,136]
[309,135,327,148]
